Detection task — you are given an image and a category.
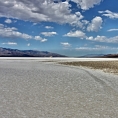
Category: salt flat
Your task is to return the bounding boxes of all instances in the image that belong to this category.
[0,57,118,62]
[0,59,118,118]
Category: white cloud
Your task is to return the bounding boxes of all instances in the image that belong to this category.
[33,23,37,25]
[22,34,32,39]
[64,30,86,39]
[99,10,118,19]
[0,0,84,27]
[41,32,57,37]
[34,36,47,42]
[75,47,98,50]
[107,29,118,32]
[82,20,89,25]
[71,0,103,10]
[61,42,71,47]
[95,45,109,49]
[75,12,84,19]
[75,45,118,51]
[27,43,30,46]
[87,16,103,32]
[86,35,118,43]
[2,42,17,45]
[86,36,94,40]
[40,39,47,42]
[0,23,48,43]
[45,26,54,29]
[91,35,106,42]
[34,36,44,40]
[5,19,12,24]
[0,23,32,39]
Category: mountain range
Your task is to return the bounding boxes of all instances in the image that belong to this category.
[79,54,118,58]
[0,47,118,58]
[0,47,66,57]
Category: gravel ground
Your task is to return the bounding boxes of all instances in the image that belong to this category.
[0,59,118,118]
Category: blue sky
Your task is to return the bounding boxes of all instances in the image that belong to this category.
[0,0,118,57]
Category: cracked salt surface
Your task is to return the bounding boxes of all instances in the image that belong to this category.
[0,58,118,118]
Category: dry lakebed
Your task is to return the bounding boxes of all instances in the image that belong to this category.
[0,58,118,118]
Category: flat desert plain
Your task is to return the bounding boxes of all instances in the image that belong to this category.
[0,58,118,118]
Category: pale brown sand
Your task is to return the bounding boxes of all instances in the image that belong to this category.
[60,61,118,74]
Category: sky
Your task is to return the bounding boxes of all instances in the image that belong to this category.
[0,0,118,57]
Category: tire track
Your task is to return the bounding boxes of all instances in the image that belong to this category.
[46,61,118,98]
[80,67,118,98]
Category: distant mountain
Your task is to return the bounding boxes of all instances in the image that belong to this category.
[79,54,118,58]
[102,54,118,58]
[79,54,105,58]
[0,47,66,57]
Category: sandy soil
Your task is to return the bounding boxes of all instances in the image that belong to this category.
[60,61,118,74]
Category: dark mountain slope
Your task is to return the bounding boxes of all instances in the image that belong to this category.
[0,47,66,57]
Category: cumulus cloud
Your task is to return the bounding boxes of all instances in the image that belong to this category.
[86,35,118,43]
[2,42,17,45]
[34,36,47,42]
[82,20,89,25]
[71,0,103,10]
[45,26,54,29]
[0,0,84,27]
[87,16,103,32]
[61,42,71,47]
[64,30,86,39]
[40,39,48,42]
[5,19,12,24]
[41,32,57,37]
[86,36,94,40]
[0,23,47,42]
[99,10,118,19]
[0,24,32,39]
[107,29,118,32]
